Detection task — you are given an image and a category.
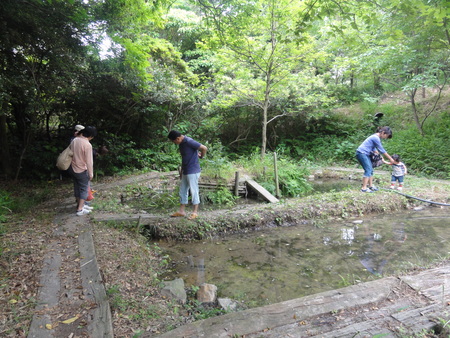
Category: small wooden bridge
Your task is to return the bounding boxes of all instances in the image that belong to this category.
[199,174,279,203]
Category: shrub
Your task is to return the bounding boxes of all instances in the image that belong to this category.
[387,114,450,178]
[94,132,180,175]
[236,150,312,197]
[201,141,237,181]
[204,187,239,207]
[0,190,11,225]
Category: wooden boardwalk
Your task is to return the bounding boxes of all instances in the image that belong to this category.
[156,265,450,337]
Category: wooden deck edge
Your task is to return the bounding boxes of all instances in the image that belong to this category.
[157,277,399,337]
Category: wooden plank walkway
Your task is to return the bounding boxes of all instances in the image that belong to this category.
[157,265,450,337]
[246,179,279,203]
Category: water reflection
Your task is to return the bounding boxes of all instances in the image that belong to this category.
[159,207,450,307]
[341,228,355,244]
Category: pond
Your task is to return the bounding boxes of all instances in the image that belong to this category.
[158,206,450,308]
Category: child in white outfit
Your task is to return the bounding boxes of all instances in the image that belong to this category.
[383,154,407,191]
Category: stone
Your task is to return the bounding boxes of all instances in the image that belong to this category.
[161,278,187,304]
[197,283,217,303]
[218,298,238,312]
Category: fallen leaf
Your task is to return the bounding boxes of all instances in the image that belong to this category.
[61,315,80,324]
[45,324,53,330]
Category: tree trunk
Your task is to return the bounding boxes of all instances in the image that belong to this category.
[373,71,381,91]
[409,89,424,136]
[261,104,268,159]
[261,65,273,159]
[0,113,13,178]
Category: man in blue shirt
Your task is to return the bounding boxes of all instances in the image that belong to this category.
[168,130,208,219]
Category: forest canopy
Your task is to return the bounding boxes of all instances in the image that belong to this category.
[1,0,449,180]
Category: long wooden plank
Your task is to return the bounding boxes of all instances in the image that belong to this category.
[246,179,279,203]
[78,227,114,337]
[157,277,398,338]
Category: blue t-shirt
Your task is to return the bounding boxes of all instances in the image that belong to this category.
[179,136,201,174]
[356,134,387,155]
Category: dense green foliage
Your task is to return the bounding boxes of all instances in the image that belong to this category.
[0,0,449,181]
[387,113,450,178]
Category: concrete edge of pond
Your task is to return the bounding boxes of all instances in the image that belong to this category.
[155,277,399,337]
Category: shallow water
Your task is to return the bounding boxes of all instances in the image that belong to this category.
[308,177,360,193]
[158,207,450,307]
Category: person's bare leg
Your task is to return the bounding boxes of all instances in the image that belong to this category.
[362,177,369,190]
[171,204,186,217]
[368,176,373,188]
[77,198,85,211]
[188,204,199,219]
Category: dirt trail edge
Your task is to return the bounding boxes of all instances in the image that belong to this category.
[27,206,113,338]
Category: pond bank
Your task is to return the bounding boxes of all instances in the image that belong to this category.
[93,167,449,241]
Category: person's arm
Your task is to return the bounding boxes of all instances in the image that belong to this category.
[382,152,394,163]
[198,144,207,159]
[86,143,94,180]
[402,163,408,175]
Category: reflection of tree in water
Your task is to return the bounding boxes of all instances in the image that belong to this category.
[359,224,407,276]
[186,255,206,285]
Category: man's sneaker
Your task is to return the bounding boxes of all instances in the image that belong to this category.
[361,188,374,193]
[369,186,379,191]
[83,205,94,211]
[76,209,91,216]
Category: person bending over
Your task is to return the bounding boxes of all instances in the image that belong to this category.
[356,126,395,193]
[168,130,207,220]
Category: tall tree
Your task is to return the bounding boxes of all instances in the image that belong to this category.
[197,0,321,158]
[0,0,92,178]
[312,0,450,135]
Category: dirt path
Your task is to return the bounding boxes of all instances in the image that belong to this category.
[27,201,113,337]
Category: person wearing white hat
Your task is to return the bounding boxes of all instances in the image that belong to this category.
[72,125,85,141]
[68,126,97,216]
